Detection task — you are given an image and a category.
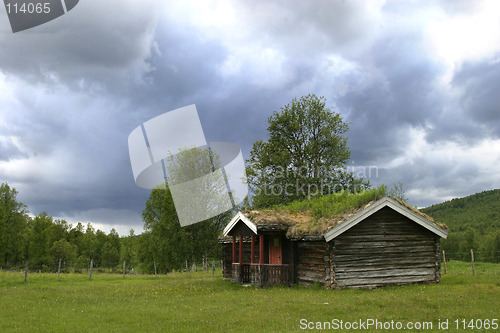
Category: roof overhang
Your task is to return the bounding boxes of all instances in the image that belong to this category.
[222,211,257,236]
[324,196,448,242]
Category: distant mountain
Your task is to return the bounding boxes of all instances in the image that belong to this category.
[422,189,500,235]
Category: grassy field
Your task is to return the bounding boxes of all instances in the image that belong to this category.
[0,261,499,332]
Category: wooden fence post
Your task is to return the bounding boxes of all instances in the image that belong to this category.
[212,261,215,276]
[123,260,126,279]
[471,249,475,276]
[89,259,93,280]
[154,261,157,278]
[57,258,62,280]
[186,260,188,276]
[442,250,447,275]
[24,261,28,283]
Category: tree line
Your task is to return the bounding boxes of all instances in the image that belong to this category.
[0,182,225,273]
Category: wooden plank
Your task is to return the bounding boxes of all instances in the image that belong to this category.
[334,250,435,259]
[334,241,435,249]
[335,245,432,252]
[334,262,436,273]
[339,226,431,234]
[334,257,436,267]
[335,267,436,279]
[297,241,328,247]
[296,256,325,264]
[297,274,324,282]
[335,234,431,242]
[335,274,435,288]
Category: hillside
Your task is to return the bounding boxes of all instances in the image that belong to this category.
[422,189,500,262]
[422,189,500,234]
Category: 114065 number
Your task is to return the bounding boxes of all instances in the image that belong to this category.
[6,2,50,14]
[454,319,498,330]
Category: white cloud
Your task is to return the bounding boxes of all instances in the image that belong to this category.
[0,0,160,86]
[56,208,143,236]
[426,0,500,76]
[382,126,500,205]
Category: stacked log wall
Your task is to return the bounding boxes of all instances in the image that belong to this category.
[221,242,232,279]
[332,207,441,289]
[295,241,329,285]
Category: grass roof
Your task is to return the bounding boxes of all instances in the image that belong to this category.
[241,186,447,238]
[244,186,388,238]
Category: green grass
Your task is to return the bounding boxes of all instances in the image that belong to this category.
[1,261,499,332]
[275,186,387,219]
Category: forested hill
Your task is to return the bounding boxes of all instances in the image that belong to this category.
[422,189,500,234]
[421,189,500,262]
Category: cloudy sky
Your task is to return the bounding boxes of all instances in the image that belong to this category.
[1,0,499,235]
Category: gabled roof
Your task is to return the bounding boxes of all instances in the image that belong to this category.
[223,196,448,240]
[222,211,257,236]
[323,196,448,241]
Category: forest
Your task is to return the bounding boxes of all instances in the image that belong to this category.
[0,182,225,273]
[422,189,500,262]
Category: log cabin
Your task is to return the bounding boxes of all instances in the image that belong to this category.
[218,196,448,289]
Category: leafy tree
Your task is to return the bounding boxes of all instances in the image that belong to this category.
[142,186,227,272]
[0,183,29,267]
[459,227,480,261]
[29,213,57,270]
[50,239,77,269]
[141,146,231,272]
[389,182,408,202]
[68,222,85,259]
[79,223,97,266]
[480,231,500,263]
[94,229,108,267]
[101,241,120,268]
[120,229,139,270]
[440,232,460,260]
[246,94,369,208]
[135,231,155,273]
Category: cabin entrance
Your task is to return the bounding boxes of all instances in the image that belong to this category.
[269,236,282,264]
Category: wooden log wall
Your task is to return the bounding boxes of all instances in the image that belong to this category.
[332,207,441,289]
[221,242,232,279]
[295,241,329,285]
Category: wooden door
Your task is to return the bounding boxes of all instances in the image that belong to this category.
[269,236,282,264]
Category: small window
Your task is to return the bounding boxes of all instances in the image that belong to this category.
[273,237,280,247]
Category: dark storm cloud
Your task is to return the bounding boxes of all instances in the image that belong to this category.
[337,31,444,165]
[0,0,158,88]
[452,59,500,136]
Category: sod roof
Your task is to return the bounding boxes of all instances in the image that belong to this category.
[236,188,447,239]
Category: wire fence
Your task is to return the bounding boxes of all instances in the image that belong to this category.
[1,258,224,283]
[441,249,500,276]
[441,250,500,263]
